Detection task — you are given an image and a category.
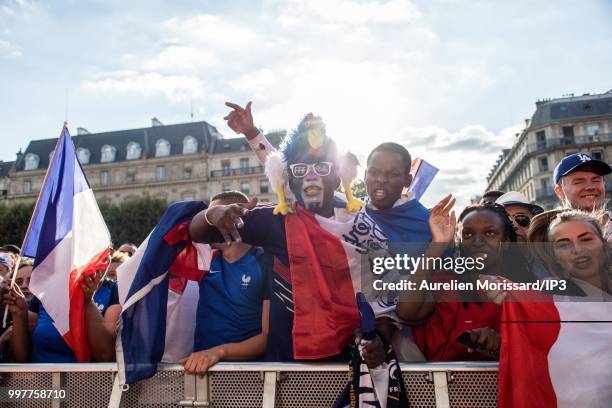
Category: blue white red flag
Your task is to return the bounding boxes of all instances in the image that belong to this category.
[22,124,111,362]
[407,158,438,200]
[115,201,209,385]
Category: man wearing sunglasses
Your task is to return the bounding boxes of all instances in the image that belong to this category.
[495,191,543,243]
[495,191,549,279]
[189,112,394,368]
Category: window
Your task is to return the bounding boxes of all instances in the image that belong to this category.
[587,124,600,139]
[183,167,192,179]
[222,183,231,192]
[182,136,198,154]
[156,165,166,180]
[222,160,231,176]
[260,179,269,194]
[101,145,116,163]
[155,139,171,157]
[539,157,549,172]
[241,181,250,194]
[240,158,249,174]
[23,180,32,193]
[100,171,110,185]
[24,153,39,170]
[536,131,546,149]
[77,148,90,164]
[126,171,136,183]
[562,126,574,145]
[592,151,603,161]
[126,142,142,160]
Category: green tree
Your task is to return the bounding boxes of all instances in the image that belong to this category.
[100,197,168,247]
[0,202,35,246]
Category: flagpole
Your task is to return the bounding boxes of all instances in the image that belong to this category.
[2,255,22,328]
[2,123,69,327]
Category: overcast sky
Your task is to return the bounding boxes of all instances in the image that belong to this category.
[1,0,611,207]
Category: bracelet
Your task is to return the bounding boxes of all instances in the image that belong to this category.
[203,209,215,226]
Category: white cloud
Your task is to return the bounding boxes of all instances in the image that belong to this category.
[81,72,205,103]
[393,123,523,207]
[279,0,420,26]
[140,45,219,73]
[0,39,22,57]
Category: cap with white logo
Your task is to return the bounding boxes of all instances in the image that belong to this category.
[553,152,611,184]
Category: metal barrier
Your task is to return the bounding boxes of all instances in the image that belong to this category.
[0,362,499,408]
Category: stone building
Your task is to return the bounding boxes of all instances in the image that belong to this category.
[2,119,283,205]
[486,91,612,209]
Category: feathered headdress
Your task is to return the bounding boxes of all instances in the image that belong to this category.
[264,113,363,215]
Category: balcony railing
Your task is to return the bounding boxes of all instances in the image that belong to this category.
[535,186,555,200]
[210,166,264,178]
[526,133,612,154]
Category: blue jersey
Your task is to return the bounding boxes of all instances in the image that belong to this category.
[193,247,270,352]
[29,279,119,363]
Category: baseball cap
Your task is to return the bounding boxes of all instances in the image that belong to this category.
[495,191,544,215]
[553,152,611,184]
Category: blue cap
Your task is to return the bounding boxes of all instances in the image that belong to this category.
[553,153,611,184]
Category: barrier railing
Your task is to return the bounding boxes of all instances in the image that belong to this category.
[0,362,499,408]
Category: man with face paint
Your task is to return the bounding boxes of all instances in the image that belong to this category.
[189,113,393,365]
[223,102,432,361]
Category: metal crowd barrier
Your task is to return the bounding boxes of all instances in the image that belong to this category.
[0,362,499,408]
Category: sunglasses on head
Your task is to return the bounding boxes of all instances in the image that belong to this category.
[512,214,531,228]
[289,162,333,178]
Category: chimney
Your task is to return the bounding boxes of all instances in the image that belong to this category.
[77,127,90,135]
[524,118,530,128]
[16,148,23,162]
[151,117,164,127]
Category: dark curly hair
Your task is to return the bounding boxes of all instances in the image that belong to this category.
[459,202,518,242]
[458,202,535,283]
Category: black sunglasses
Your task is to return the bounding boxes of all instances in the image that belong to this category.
[512,215,531,228]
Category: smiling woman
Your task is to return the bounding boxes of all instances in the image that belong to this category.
[545,210,612,297]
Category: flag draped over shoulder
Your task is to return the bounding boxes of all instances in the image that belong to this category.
[498,293,612,408]
[285,207,397,359]
[285,208,360,359]
[116,200,208,385]
[22,125,111,363]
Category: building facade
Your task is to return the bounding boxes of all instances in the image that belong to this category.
[486,91,612,209]
[2,119,283,206]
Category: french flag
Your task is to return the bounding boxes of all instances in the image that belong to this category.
[21,124,111,362]
[116,200,209,386]
[498,294,612,407]
[407,158,438,200]
[284,207,396,359]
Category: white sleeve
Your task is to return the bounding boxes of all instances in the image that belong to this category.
[248,133,277,165]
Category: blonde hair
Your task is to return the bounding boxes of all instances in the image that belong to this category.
[530,209,611,293]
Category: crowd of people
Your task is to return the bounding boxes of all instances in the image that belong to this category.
[0,101,610,379]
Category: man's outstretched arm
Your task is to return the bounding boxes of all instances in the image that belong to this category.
[189,198,258,244]
[224,101,276,164]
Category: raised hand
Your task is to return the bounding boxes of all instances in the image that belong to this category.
[81,269,104,304]
[2,286,27,317]
[429,194,456,244]
[205,197,258,244]
[224,101,259,140]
